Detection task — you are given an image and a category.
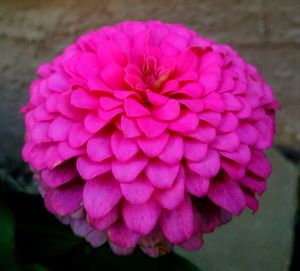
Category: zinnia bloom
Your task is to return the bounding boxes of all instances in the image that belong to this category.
[22,21,279,257]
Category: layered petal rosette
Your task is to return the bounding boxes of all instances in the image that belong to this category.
[22,21,279,256]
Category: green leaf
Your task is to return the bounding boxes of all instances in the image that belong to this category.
[0,195,19,270]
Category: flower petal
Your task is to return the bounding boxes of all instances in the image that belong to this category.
[124,98,150,117]
[137,116,168,138]
[168,111,198,133]
[152,99,180,121]
[137,132,169,157]
[159,135,183,164]
[186,170,210,197]
[77,156,111,180]
[86,134,112,162]
[184,139,208,162]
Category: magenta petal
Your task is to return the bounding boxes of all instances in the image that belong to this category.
[76,53,101,79]
[85,230,107,248]
[137,132,169,157]
[187,150,220,178]
[124,97,150,117]
[68,123,92,149]
[238,174,266,196]
[137,116,168,138]
[109,243,135,256]
[49,116,73,141]
[188,124,216,143]
[83,174,121,218]
[71,88,99,110]
[88,207,118,230]
[220,144,251,164]
[169,111,198,133]
[156,166,185,209]
[219,112,239,133]
[58,142,84,160]
[41,161,78,188]
[111,131,139,161]
[99,97,122,110]
[121,116,142,138]
[112,154,148,182]
[101,63,125,89]
[146,89,168,106]
[198,111,222,127]
[236,122,258,145]
[84,112,107,134]
[180,234,203,251]
[45,181,83,216]
[159,135,183,164]
[107,221,141,248]
[160,196,194,244]
[184,139,208,162]
[120,174,154,204]
[87,134,112,162]
[208,179,246,215]
[247,150,272,178]
[77,156,111,180]
[123,197,161,235]
[146,159,180,189]
[211,132,240,152]
[186,170,210,197]
[152,99,180,121]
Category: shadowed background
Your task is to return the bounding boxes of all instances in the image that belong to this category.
[0,0,299,270]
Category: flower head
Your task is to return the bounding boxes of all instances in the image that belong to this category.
[22,21,279,256]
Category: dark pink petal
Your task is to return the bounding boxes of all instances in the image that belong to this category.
[137,132,169,157]
[220,144,251,164]
[76,53,101,79]
[124,97,150,117]
[45,144,64,169]
[49,116,73,141]
[121,116,142,138]
[179,99,204,113]
[238,174,266,196]
[211,132,240,152]
[88,207,118,230]
[156,166,185,209]
[221,159,246,180]
[244,191,259,212]
[208,179,246,215]
[137,116,168,138]
[198,111,222,127]
[111,131,139,161]
[87,78,112,92]
[31,123,50,143]
[83,174,121,218]
[101,63,126,89]
[159,135,183,164]
[146,159,180,189]
[123,197,161,235]
[184,139,208,162]
[45,181,83,216]
[41,161,78,188]
[112,154,148,182]
[120,174,154,204]
[188,124,216,143]
[168,111,198,133]
[198,200,222,233]
[107,221,141,248]
[146,89,168,106]
[254,117,274,149]
[77,156,111,180]
[99,97,122,111]
[71,88,99,110]
[236,122,258,145]
[199,72,220,93]
[98,107,123,122]
[84,112,107,134]
[187,150,220,178]
[247,150,272,179]
[68,123,92,149]
[221,93,242,111]
[203,92,225,112]
[58,142,84,160]
[174,83,203,98]
[160,196,194,244]
[152,99,180,121]
[109,243,135,256]
[219,112,239,133]
[180,234,203,251]
[186,170,210,197]
[86,135,112,162]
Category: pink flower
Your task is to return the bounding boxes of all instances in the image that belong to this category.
[22,21,279,257]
